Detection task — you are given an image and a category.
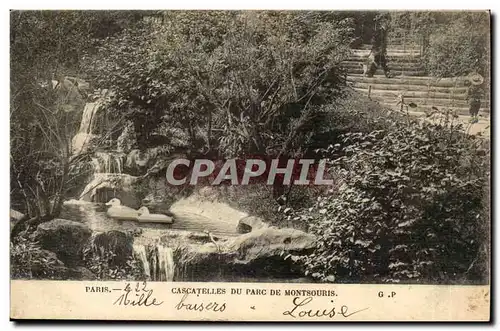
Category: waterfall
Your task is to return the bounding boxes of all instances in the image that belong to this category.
[79,102,100,134]
[72,102,101,155]
[157,245,175,282]
[133,244,175,281]
[92,152,124,174]
[133,244,151,279]
[80,151,128,203]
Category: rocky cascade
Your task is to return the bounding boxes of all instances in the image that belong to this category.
[72,101,101,155]
[72,99,142,207]
[56,95,319,283]
[133,244,175,281]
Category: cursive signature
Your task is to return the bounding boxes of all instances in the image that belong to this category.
[113,281,164,307]
[283,296,368,319]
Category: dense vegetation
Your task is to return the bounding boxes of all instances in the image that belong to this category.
[10,11,490,284]
[422,12,490,78]
[294,112,489,283]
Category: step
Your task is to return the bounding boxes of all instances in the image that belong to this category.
[347,74,469,87]
[368,95,490,110]
[342,62,424,71]
[352,49,421,57]
[375,101,490,117]
[348,81,469,94]
[352,88,469,100]
[347,68,427,76]
[344,56,422,64]
[355,44,421,52]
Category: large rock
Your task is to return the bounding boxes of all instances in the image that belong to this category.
[79,173,141,208]
[90,230,134,267]
[228,227,316,263]
[175,227,316,281]
[34,219,92,266]
[236,216,269,234]
[170,194,248,227]
[10,209,25,233]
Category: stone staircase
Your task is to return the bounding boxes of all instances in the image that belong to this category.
[344,45,491,118]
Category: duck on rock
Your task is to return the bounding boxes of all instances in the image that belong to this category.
[105,198,140,221]
[137,207,174,224]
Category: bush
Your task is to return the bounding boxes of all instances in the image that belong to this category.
[10,236,63,279]
[82,239,144,281]
[297,116,489,284]
[214,91,401,230]
[423,12,489,77]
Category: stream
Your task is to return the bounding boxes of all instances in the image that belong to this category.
[62,99,306,283]
[61,199,240,282]
[61,200,239,237]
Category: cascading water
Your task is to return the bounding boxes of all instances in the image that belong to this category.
[133,244,151,279]
[72,102,101,155]
[157,245,175,281]
[76,110,130,204]
[132,244,175,281]
[91,152,124,174]
[67,95,238,283]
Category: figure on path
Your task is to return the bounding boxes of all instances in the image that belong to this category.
[366,13,392,78]
[466,71,485,124]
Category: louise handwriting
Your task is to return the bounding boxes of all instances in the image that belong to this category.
[283,296,368,318]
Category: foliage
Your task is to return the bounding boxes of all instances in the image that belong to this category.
[423,12,489,77]
[10,236,62,279]
[296,117,489,283]
[388,11,436,45]
[85,11,354,156]
[10,11,150,218]
[10,11,491,286]
[82,242,144,281]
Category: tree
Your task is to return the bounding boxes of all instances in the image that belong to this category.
[10,11,148,223]
[86,11,354,155]
[85,11,355,200]
[422,12,490,77]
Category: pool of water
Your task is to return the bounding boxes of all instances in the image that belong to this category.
[60,200,239,238]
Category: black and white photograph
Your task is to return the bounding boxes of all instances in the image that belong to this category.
[9,9,491,321]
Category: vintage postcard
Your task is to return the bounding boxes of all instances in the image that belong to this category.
[10,10,491,321]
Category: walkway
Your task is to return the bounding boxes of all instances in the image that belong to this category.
[343,45,490,137]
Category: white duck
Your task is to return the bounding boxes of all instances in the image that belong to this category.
[137,207,174,224]
[105,198,140,221]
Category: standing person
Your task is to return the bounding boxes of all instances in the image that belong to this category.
[466,72,484,124]
[367,13,392,78]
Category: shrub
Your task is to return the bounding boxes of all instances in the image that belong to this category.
[10,236,63,279]
[297,116,489,283]
[82,240,144,281]
[423,12,489,77]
